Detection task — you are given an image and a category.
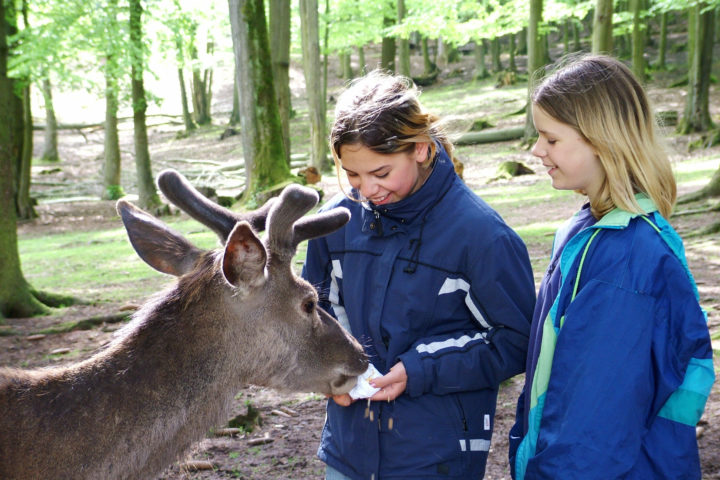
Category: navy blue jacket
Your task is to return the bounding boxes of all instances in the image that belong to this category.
[302,147,535,479]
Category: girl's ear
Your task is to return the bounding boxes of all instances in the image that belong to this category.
[414,142,430,164]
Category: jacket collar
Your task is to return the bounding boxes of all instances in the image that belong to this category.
[356,143,455,236]
[594,193,658,229]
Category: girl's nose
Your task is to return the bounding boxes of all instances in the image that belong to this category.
[531,141,545,158]
[359,178,378,199]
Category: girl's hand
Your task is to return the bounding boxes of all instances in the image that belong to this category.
[330,393,354,407]
[369,362,407,402]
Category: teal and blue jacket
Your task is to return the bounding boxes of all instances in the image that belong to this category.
[510,196,715,479]
[303,145,535,479]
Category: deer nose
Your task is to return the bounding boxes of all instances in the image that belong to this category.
[330,374,358,395]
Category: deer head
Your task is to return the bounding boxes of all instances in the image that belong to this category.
[117,171,367,395]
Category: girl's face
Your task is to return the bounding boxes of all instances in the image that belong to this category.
[531,105,605,201]
[339,142,429,205]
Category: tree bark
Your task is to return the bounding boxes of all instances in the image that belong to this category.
[357,45,366,74]
[473,40,488,79]
[230,73,241,125]
[421,37,435,75]
[103,61,123,200]
[269,0,291,165]
[0,0,48,320]
[656,11,668,69]
[524,0,546,143]
[592,0,614,54]
[491,37,502,72]
[678,3,715,134]
[173,33,197,134]
[40,78,59,162]
[380,12,396,72]
[397,0,411,77]
[229,0,292,202]
[298,0,328,171]
[100,0,123,200]
[630,0,645,82]
[508,33,517,72]
[129,0,161,211]
[16,84,35,220]
[189,21,211,126]
[455,127,525,145]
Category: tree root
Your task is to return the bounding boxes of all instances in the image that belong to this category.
[31,289,84,308]
[35,312,132,335]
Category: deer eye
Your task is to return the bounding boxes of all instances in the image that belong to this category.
[303,299,315,314]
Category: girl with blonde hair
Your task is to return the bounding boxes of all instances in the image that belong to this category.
[509,54,714,479]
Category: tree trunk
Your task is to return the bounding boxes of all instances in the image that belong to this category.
[524,0,546,143]
[269,0,291,165]
[0,0,48,320]
[178,68,196,132]
[491,37,502,72]
[630,0,645,81]
[129,0,161,211]
[656,11,667,69]
[473,40,488,79]
[592,0,614,53]
[508,33,517,72]
[229,0,292,202]
[103,68,123,200]
[189,22,211,126]
[397,0,411,77]
[339,51,352,79]
[380,13,396,72]
[678,3,715,134]
[230,73,240,125]
[572,18,581,51]
[322,0,329,109]
[40,78,59,162]
[101,0,124,201]
[421,36,435,75]
[16,84,35,220]
[298,0,328,172]
[357,45,366,74]
[517,26,527,54]
[173,33,197,133]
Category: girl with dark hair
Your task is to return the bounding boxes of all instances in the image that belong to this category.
[302,70,536,479]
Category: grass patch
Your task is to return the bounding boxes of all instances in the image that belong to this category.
[19,218,219,305]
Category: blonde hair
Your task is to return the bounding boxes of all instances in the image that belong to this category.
[532,54,676,219]
[330,70,454,198]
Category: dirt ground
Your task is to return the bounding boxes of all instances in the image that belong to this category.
[4,49,720,479]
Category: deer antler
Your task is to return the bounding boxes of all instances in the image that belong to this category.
[158,169,351,264]
[157,169,276,242]
[265,185,350,263]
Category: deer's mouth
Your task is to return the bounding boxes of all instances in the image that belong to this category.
[329,374,358,396]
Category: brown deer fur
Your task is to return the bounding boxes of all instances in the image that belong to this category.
[0,179,367,480]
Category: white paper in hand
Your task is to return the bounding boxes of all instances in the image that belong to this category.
[348,364,382,400]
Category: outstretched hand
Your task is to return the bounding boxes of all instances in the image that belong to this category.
[369,362,407,402]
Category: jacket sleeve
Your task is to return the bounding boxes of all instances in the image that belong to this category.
[399,229,535,397]
[524,275,712,479]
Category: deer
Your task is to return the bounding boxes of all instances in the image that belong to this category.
[0,170,368,480]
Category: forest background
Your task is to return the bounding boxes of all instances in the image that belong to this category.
[0,0,719,478]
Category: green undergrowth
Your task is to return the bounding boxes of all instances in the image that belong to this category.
[19,217,219,306]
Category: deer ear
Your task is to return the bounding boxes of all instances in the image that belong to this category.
[222,222,267,288]
[117,200,202,277]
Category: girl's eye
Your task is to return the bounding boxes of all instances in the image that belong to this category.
[375,171,389,178]
[547,140,557,145]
